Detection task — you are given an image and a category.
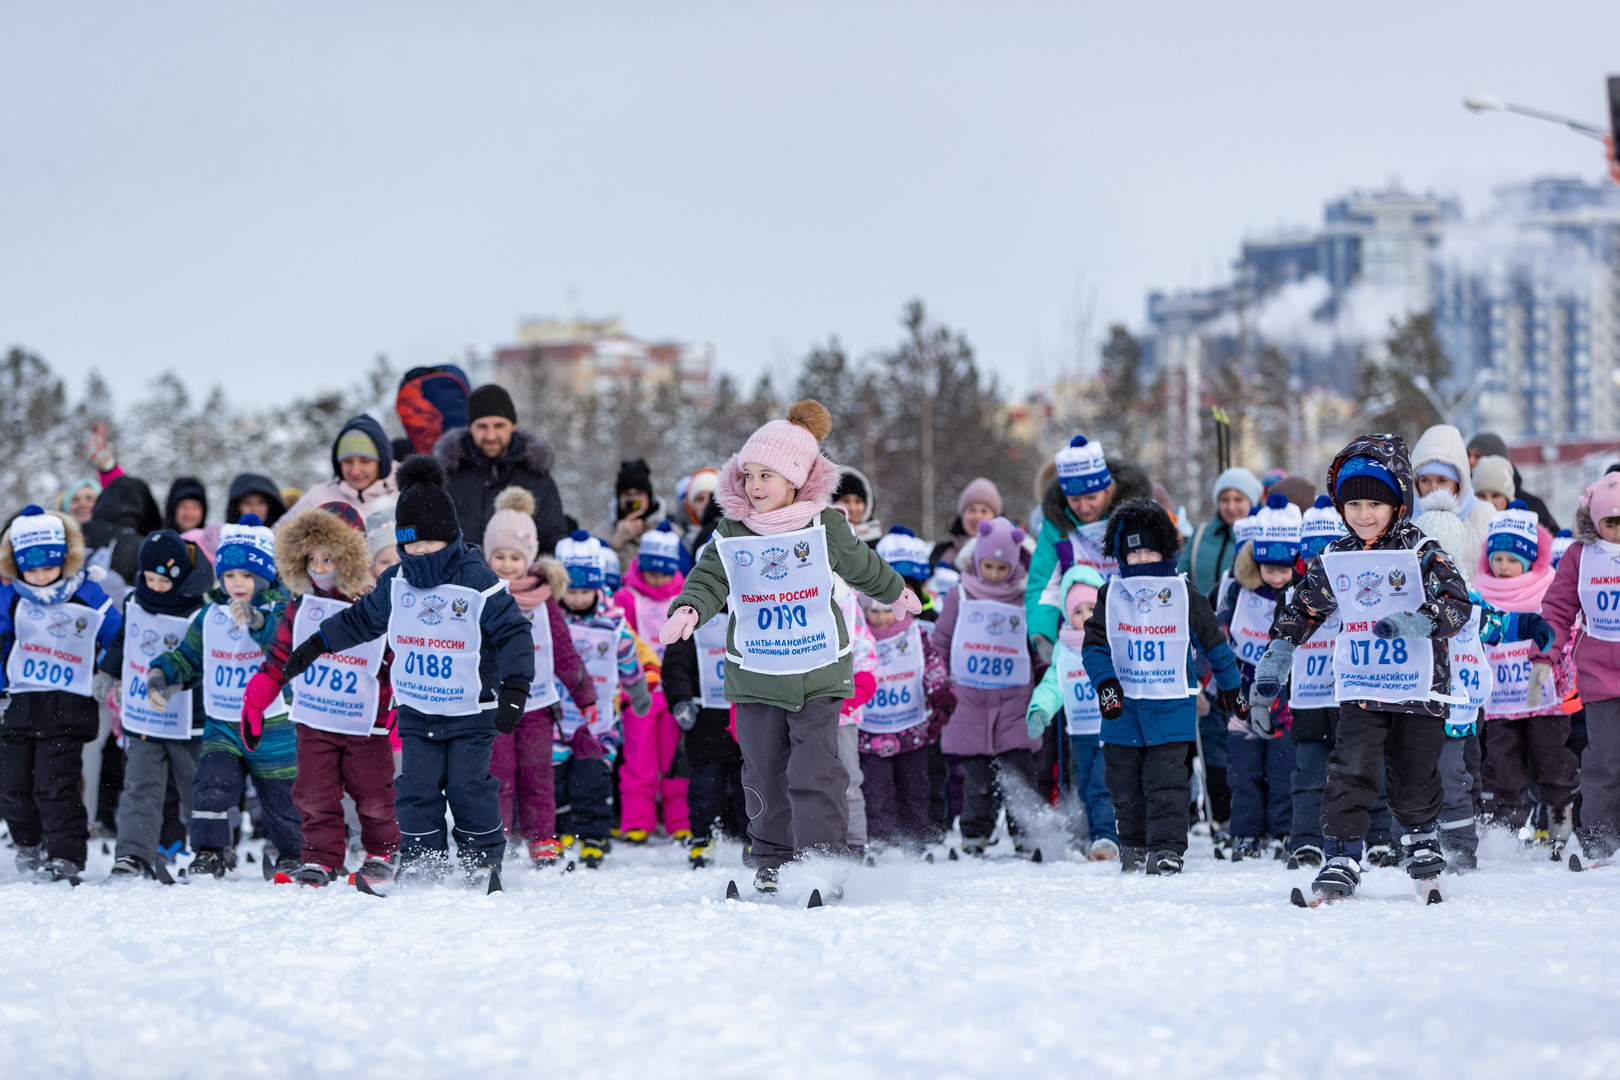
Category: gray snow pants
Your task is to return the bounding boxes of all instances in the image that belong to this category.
[734,696,850,869]
[1578,698,1620,857]
[837,724,867,848]
[1437,734,1478,856]
[116,735,200,866]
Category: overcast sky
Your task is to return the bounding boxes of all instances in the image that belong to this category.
[3,2,1617,409]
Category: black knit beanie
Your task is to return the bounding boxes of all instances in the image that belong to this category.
[615,458,653,498]
[468,384,517,424]
[1336,473,1401,508]
[833,471,868,504]
[393,455,461,544]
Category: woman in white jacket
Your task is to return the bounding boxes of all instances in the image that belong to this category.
[1411,423,1493,584]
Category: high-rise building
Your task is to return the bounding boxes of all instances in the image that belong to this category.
[1433,177,1620,440]
[487,317,715,403]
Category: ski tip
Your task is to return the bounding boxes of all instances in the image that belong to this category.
[806,888,823,909]
[1569,853,1584,872]
[271,871,294,885]
[487,867,503,895]
[925,852,934,864]
[724,879,740,901]
[1289,886,1310,908]
[355,875,385,897]
[948,847,959,861]
[1425,889,1444,905]
[1031,848,1043,864]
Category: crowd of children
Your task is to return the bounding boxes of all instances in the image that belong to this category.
[1,397,1616,906]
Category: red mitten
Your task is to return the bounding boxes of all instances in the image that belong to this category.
[842,671,876,718]
[240,672,281,752]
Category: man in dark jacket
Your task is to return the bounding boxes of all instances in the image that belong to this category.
[433,384,568,555]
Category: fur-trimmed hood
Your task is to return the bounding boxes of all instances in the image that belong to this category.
[1,508,85,582]
[275,506,373,599]
[716,451,840,535]
[1232,541,1263,592]
[433,426,555,477]
[534,555,570,597]
[1039,458,1152,534]
[1575,503,1609,546]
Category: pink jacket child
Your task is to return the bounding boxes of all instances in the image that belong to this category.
[612,522,691,840]
[1536,475,1620,856]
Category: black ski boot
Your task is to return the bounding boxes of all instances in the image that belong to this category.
[109,855,155,880]
[1399,825,1446,880]
[1311,856,1361,900]
[37,857,83,884]
[1119,846,1146,872]
[1287,844,1324,870]
[1365,841,1399,869]
[291,863,335,887]
[1145,850,1183,876]
[1446,848,1477,872]
[13,844,44,875]
[753,865,779,894]
[1549,803,1575,861]
[1230,837,1260,862]
[188,849,233,879]
[959,837,989,859]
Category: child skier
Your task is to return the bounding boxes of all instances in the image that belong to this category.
[280,456,534,886]
[144,515,300,879]
[482,488,594,868]
[104,531,211,880]
[660,400,919,895]
[1082,499,1245,875]
[661,610,746,868]
[857,590,953,851]
[246,503,399,887]
[834,575,878,852]
[932,517,1042,858]
[1285,496,1396,869]
[0,506,121,882]
[1026,564,1118,859]
[613,520,689,843]
[1254,435,1472,901]
[554,531,652,868]
[1217,493,1301,860]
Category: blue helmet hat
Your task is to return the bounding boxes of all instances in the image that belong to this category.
[1300,495,1348,559]
[638,520,682,577]
[1486,500,1539,573]
[7,505,66,570]
[876,525,931,581]
[558,529,605,591]
[1055,435,1111,497]
[1552,528,1576,568]
[215,513,277,584]
[1251,493,1302,566]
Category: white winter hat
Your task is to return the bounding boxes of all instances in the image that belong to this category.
[1300,495,1349,558]
[1232,506,1263,548]
[1251,493,1302,565]
[1055,435,1110,497]
[1415,502,1475,584]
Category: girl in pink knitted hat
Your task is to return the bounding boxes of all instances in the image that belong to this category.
[661,400,922,898]
[1536,472,1620,864]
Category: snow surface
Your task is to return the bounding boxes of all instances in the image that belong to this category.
[3,827,1619,1080]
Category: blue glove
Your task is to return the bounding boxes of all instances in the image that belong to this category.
[1515,613,1556,652]
[1026,708,1051,739]
[1373,611,1433,640]
[1250,639,1296,704]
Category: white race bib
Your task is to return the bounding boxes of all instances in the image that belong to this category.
[949,599,1032,690]
[525,607,560,711]
[718,525,842,675]
[1449,606,1491,711]
[862,623,927,734]
[1577,543,1620,642]
[1322,550,1435,705]
[1228,588,1276,667]
[120,601,197,738]
[557,619,621,737]
[694,613,729,710]
[1486,639,1557,717]
[1069,524,1119,580]
[200,603,275,722]
[386,578,491,716]
[1055,640,1102,735]
[5,595,104,697]
[632,590,671,661]
[1288,610,1339,711]
[291,598,385,735]
[1105,575,1192,700]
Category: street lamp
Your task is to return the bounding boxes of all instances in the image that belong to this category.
[1463,95,1609,141]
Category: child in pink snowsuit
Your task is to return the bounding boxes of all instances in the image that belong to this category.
[612,521,691,841]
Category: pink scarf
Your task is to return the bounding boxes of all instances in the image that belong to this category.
[506,568,548,613]
[716,452,840,537]
[1474,525,1555,613]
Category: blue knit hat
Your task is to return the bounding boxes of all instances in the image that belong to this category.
[876,526,931,581]
[215,514,276,584]
[1552,528,1575,568]
[557,529,604,591]
[600,543,622,591]
[1335,455,1401,507]
[7,506,66,570]
[638,521,682,576]
[1055,435,1111,497]
[1300,495,1348,559]
[1251,493,1302,565]
[1486,500,1538,573]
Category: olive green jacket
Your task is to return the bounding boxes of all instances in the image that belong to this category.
[669,508,906,711]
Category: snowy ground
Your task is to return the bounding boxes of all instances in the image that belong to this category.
[3,826,1620,1080]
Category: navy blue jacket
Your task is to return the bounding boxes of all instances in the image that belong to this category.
[316,543,534,737]
[1081,570,1241,747]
